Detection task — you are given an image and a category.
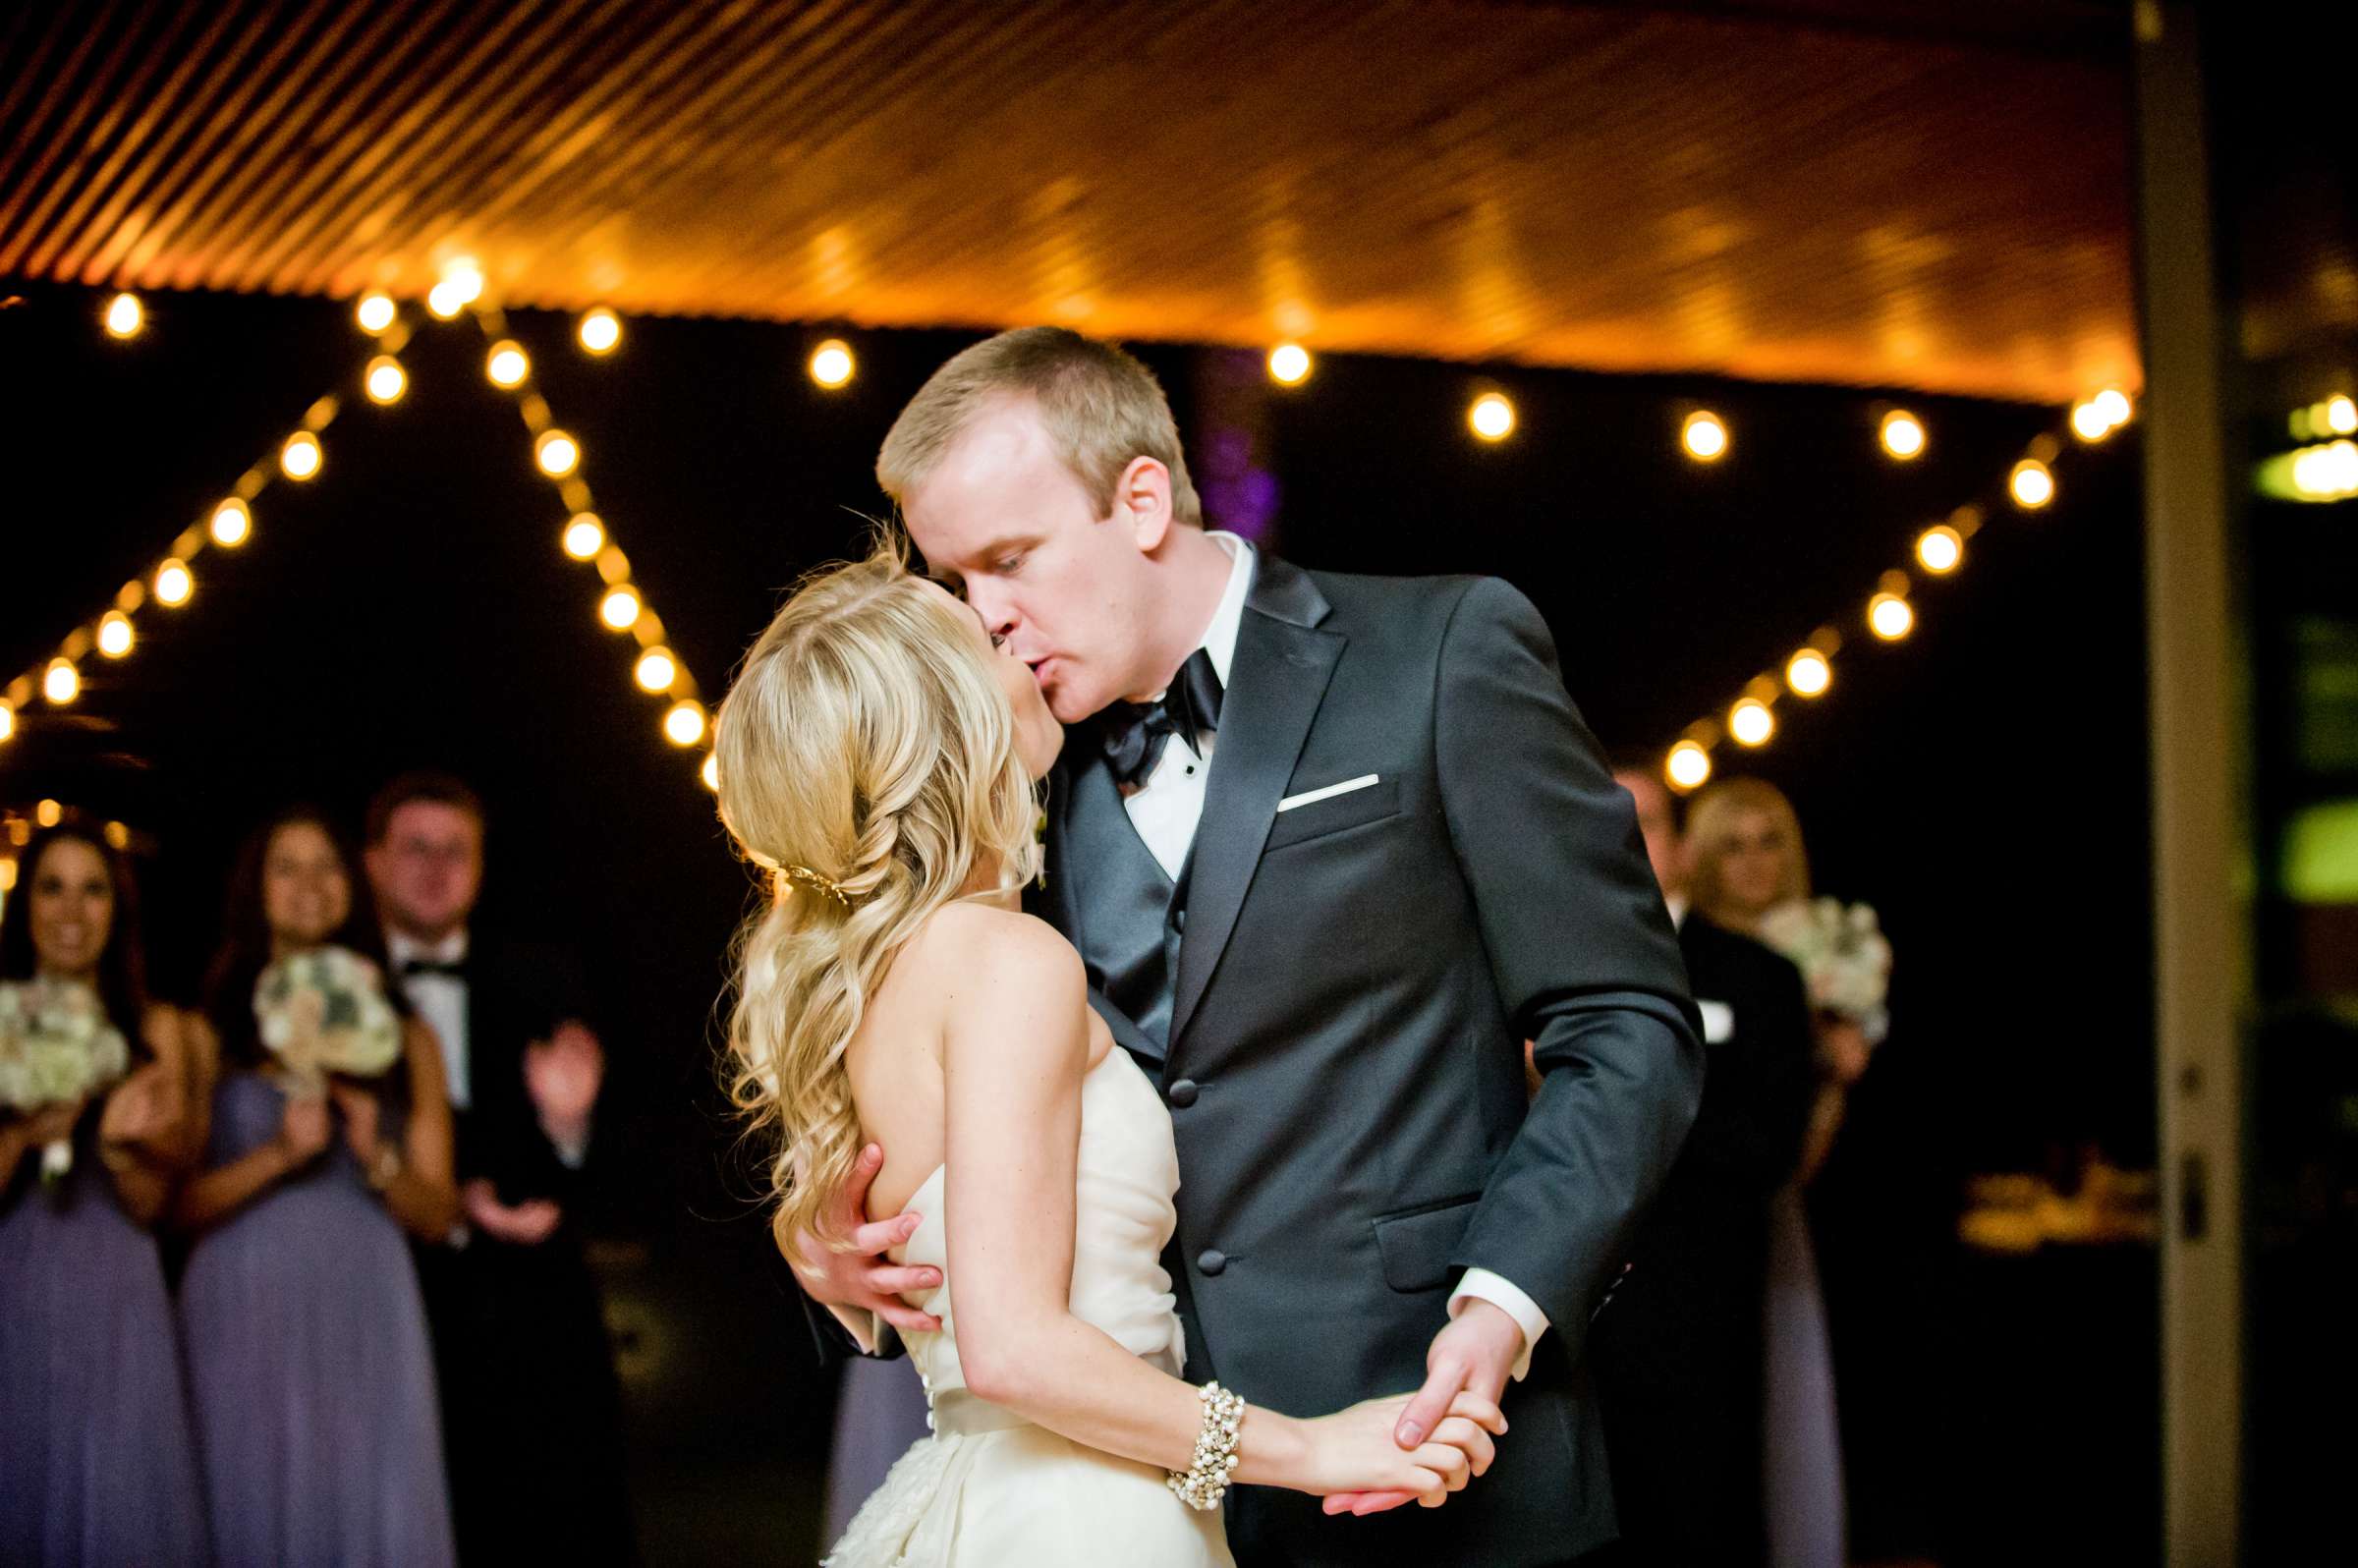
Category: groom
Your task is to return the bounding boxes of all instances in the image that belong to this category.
[807,328,1701,1565]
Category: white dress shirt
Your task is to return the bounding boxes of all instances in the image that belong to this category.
[1129,532,1552,1380]
[386,927,471,1110]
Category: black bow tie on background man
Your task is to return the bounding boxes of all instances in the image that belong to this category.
[400,957,469,980]
[1101,647,1225,790]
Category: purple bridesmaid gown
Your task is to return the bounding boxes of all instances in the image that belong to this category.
[0,1115,209,1566]
[176,1071,454,1567]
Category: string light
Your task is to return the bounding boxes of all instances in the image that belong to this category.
[1786,648,1832,698]
[210,497,252,547]
[2291,439,2358,499]
[43,659,80,704]
[154,558,193,606]
[579,308,621,355]
[2071,400,2112,440]
[1729,698,1774,747]
[104,821,130,850]
[96,612,134,659]
[35,800,62,828]
[1916,525,1964,574]
[1268,343,1313,385]
[1681,411,1728,462]
[486,341,530,388]
[809,339,855,388]
[364,356,407,405]
[634,647,678,693]
[535,430,580,476]
[562,513,606,559]
[663,700,707,747]
[356,293,397,334]
[701,753,719,792]
[280,430,322,479]
[599,586,642,631]
[1880,410,1926,460]
[0,701,13,744]
[103,292,143,339]
[2092,389,2132,428]
[2009,458,2054,509]
[1868,591,1914,641]
[426,260,484,319]
[1469,393,1516,442]
[1665,741,1712,792]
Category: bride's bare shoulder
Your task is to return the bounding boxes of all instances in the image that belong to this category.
[904,904,1084,1007]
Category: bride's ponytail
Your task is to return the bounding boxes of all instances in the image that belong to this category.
[715,545,1040,1255]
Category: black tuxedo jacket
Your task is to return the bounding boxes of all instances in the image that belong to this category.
[449,936,601,1210]
[1589,912,1816,1565]
[1039,554,1703,1565]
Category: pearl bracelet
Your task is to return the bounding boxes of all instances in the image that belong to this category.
[1167,1380,1245,1512]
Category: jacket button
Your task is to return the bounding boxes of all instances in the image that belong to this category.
[1197,1249,1226,1276]
[1172,908,1188,932]
[1167,1078,1199,1108]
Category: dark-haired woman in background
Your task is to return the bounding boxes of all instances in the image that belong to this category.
[174,807,459,1567]
[0,822,210,1566]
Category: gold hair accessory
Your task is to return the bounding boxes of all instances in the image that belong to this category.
[782,864,853,910]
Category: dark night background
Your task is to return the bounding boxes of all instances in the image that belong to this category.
[0,287,2156,1562]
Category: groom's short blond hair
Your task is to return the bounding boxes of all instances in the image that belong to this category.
[876,327,1203,529]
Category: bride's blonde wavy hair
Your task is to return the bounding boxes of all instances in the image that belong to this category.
[715,541,1043,1256]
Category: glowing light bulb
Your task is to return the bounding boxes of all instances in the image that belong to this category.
[43,659,80,704]
[809,340,855,389]
[356,293,397,333]
[0,701,13,744]
[562,513,605,560]
[486,341,530,388]
[96,612,134,659]
[1665,741,1712,792]
[1916,525,1963,574]
[1267,343,1312,385]
[154,559,193,606]
[535,430,580,476]
[701,753,720,792]
[2071,400,2112,441]
[1681,411,1728,462]
[579,308,621,355]
[2010,459,2053,509]
[2291,439,2358,498]
[1469,393,1515,442]
[1880,410,1926,459]
[1869,592,1914,641]
[35,799,62,828]
[104,292,143,339]
[1729,698,1774,747]
[635,648,678,693]
[428,261,483,317]
[281,430,322,480]
[2092,389,2132,428]
[1785,649,1831,698]
[210,497,252,547]
[365,356,407,404]
[2322,395,2357,436]
[600,586,642,631]
[104,820,130,850]
[663,700,707,747]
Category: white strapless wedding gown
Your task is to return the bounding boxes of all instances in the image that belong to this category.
[823,1048,1236,1567]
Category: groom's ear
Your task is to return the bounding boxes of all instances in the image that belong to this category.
[1114,455,1175,553]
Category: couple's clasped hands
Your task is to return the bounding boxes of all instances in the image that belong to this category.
[793,1145,1517,1515]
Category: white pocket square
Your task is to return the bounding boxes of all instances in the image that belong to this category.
[1697,999,1735,1044]
[1276,774,1380,812]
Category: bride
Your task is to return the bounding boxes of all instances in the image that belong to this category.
[713,546,1504,1566]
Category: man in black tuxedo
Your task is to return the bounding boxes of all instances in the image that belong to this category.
[799,328,1701,1565]
[1586,761,1819,1566]
[365,773,634,1565]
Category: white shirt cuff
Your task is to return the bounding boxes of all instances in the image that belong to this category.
[1448,1268,1550,1382]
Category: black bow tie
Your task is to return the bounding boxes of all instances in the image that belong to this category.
[399,957,468,980]
[1100,648,1225,791]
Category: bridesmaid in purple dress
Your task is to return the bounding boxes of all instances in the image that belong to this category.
[173,808,461,1568]
[0,823,209,1566]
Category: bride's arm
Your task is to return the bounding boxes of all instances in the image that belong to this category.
[939,911,1495,1501]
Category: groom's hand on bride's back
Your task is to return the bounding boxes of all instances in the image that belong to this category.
[785,1142,944,1337]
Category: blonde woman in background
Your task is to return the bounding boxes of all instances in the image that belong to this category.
[714,546,1501,1568]
[1688,777,1871,1568]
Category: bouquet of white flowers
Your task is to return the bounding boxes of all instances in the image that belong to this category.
[0,977,133,1186]
[253,945,403,1093]
[1755,896,1893,1043]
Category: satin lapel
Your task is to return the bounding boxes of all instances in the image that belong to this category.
[1168,559,1341,1055]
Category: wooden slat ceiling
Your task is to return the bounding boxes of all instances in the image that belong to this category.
[0,0,2137,402]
